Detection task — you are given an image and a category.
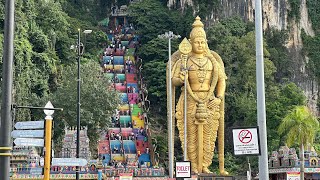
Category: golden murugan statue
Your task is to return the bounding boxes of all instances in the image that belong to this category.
[167,16,228,174]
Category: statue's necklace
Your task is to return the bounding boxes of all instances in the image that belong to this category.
[191,57,208,83]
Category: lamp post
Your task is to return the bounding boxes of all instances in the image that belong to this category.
[76,29,92,180]
[255,0,269,180]
[158,31,180,178]
[44,101,55,180]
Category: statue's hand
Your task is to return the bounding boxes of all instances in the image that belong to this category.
[213,97,222,105]
[179,71,186,82]
[208,97,221,110]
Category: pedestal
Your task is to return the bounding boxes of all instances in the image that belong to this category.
[197,173,234,180]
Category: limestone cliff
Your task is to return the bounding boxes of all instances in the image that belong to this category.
[168,0,318,114]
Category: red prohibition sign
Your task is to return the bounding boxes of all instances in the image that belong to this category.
[238,130,252,144]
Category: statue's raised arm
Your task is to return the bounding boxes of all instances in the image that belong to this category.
[167,16,228,175]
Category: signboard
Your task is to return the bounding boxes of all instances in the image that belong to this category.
[119,173,133,180]
[40,158,44,167]
[11,130,44,138]
[30,167,43,175]
[14,138,44,147]
[232,127,260,155]
[14,121,44,129]
[287,172,300,180]
[270,167,320,174]
[175,161,191,178]
[51,158,88,166]
[11,174,98,179]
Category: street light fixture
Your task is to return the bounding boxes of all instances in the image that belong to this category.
[44,101,54,116]
[158,31,180,178]
[83,30,93,34]
[76,29,92,180]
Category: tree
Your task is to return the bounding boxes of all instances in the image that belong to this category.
[278,106,319,180]
[128,0,194,44]
[266,82,306,151]
[142,60,167,114]
[48,61,120,153]
[128,0,172,43]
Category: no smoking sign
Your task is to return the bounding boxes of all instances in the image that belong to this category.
[238,129,252,143]
[232,127,260,156]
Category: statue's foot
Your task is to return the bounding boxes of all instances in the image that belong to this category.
[191,163,198,174]
[202,167,212,174]
[220,170,229,176]
[191,169,199,174]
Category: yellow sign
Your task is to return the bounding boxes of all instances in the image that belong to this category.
[119,173,133,180]
[287,172,300,180]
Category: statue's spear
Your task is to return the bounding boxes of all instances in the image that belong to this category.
[179,38,192,161]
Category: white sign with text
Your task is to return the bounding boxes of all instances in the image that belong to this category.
[175,161,191,178]
[232,127,260,155]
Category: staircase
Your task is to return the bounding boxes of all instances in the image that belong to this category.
[97,23,163,176]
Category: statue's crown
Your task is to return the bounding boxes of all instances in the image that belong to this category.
[190,16,206,40]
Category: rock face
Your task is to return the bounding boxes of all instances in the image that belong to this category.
[168,0,318,114]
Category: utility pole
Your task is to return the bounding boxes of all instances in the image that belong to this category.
[0,0,15,179]
[255,0,269,179]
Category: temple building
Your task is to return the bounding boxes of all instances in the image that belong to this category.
[60,126,91,160]
[269,145,320,179]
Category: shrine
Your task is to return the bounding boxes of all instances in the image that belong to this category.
[269,146,320,179]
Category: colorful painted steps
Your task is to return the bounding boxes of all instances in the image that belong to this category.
[123,140,136,154]
[98,31,153,170]
[120,93,128,103]
[128,93,138,104]
[118,104,129,111]
[139,154,151,166]
[98,140,110,154]
[113,73,126,83]
[126,74,137,83]
[119,115,132,127]
[121,41,129,47]
[131,104,142,115]
[115,83,126,93]
[113,56,124,65]
[114,65,125,74]
[132,117,144,129]
[124,55,135,62]
[113,49,125,56]
[102,154,111,165]
[108,128,120,136]
[111,154,125,161]
[110,140,122,153]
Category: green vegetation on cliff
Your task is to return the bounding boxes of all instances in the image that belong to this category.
[304,0,320,107]
[0,0,315,176]
[288,0,301,21]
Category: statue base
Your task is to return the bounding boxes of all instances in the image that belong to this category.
[196,173,234,180]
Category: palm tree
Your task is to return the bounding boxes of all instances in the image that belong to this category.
[278,105,319,180]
